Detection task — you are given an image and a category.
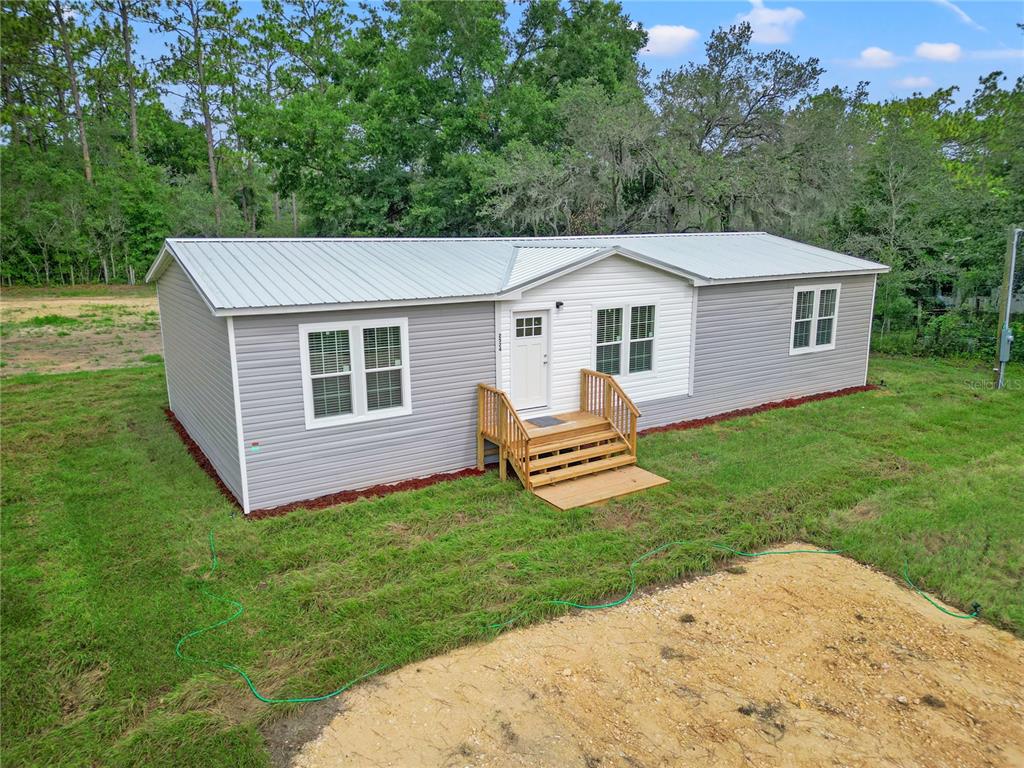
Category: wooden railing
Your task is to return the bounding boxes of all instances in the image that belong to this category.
[579,369,640,455]
[477,384,532,487]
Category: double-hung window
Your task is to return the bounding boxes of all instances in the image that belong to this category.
[790,284,840,354]
[299,318,411,428]
[595,304,656,375]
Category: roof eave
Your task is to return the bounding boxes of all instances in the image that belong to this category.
[498,246,711,296]
[211,292,513,317]
[701,266,891,286]
[144,241,175,283]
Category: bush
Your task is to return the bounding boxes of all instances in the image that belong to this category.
[871,311,1023,362]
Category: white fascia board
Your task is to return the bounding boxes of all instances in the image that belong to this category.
[144,243,174,283]
[702,267,890,286]
[147,242,229,317]
[212,292,513,317]
[499,246,708,297]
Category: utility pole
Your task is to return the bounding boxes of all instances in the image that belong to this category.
[994,226,1022,389]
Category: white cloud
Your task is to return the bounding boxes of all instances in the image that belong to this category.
[737,0,806,44]
[641,25,700,57]
[915,42,962,62]
[932,0,986,32]
[854,47,900,69]
[893,76,935,90]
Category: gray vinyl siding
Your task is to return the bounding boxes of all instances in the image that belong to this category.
[157,261,243,500]
[233,303,496,511]
[638,274,876,429]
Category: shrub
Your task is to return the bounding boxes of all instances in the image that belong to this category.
[872,311,1024,362]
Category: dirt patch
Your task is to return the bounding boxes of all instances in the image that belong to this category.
[262,699,347,768]
[847,499,883,521]
[862,453,921,480]
[1,294,161,375]
[290,544,1024,768]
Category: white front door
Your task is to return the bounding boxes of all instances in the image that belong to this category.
[511,311,549,409]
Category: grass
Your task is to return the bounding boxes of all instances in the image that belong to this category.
[2,356,1022,767]
[24,314,81,327]
[2,283,157,299]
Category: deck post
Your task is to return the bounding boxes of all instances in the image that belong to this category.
[603,379,612,420]
[476,386,485,469]
[497,397,507,481]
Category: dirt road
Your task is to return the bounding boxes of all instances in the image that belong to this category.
[292,544,1024,768]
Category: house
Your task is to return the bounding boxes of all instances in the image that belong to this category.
[146,233,889,514]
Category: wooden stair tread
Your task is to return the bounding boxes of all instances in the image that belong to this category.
[529,441,630,472]
[529,428,621,455]
[532,466,670,511]
[530,454,636,487]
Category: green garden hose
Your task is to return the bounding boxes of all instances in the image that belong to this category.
[487,542,843,629]
[174,531,388,704]
[902,560,981,619]
[175,532,978,706]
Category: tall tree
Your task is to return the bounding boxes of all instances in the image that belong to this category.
[51,0,93,182]
[158,0,240,230]
[653,23,823,230]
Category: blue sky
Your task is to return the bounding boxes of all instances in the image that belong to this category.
[136,1,1023,106]
[627,1,1023,100]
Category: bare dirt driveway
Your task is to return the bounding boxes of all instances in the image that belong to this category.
[0,288,161,375]
[292,544,1024,768]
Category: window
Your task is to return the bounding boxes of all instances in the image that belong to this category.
[791,285,839,354]
[299,318,411,428]
[629,305,655,373]
[595,307,623,374]
[363,326,404,411]
[308,329,352,418]
[595,305,655,375]
[515,316,543,337]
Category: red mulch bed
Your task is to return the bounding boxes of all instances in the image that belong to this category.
[165,407,485,518]
[637,384,878,437]
[246,468,486,520]
[165,408,243,511]
[167,384,874,519]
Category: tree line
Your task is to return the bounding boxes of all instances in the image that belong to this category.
[1,1,1021,348]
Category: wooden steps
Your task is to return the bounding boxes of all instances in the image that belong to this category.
[532,466,669,511]
[528,427,621,455]
[529,440,630,471]
[477,371,667,507]
[531,452,636,487]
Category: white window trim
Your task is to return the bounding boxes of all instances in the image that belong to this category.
[790,283,841,356]
[298,317,412,429]
[592,302,659,378]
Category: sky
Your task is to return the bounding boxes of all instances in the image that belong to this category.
[135,1,1024,107]
[626,0,1023,100]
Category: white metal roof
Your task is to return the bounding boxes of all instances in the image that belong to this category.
[147,232,888,315]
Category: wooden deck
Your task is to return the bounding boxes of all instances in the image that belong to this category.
[522,410,607,438]
[532,466,669,511]
[477,371,669,507]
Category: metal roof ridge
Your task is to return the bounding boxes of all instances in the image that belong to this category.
[163,231,767,244]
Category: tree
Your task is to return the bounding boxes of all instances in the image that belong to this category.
[653,23,823,230]
[51,0,94,182]
[157,0,241,230]
[486,81,657,234]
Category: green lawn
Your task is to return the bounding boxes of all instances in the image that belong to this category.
[2,356,1022,767]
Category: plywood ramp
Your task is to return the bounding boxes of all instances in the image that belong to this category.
[532,466,669,510]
